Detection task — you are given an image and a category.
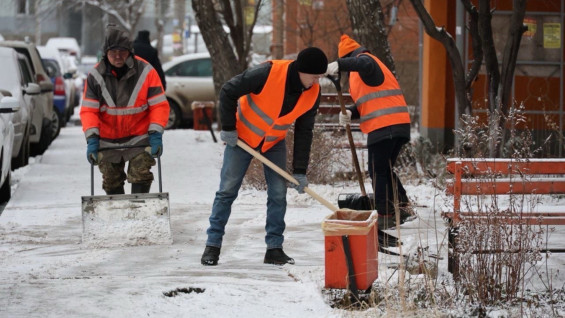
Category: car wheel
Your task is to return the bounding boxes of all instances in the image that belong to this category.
[166,99,182,129]
[30,118,53,156]
[0,172,11,203]
[12,128,30,170]
[51,110,62,139]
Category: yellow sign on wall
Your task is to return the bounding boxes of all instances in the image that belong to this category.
[543,23,561,49]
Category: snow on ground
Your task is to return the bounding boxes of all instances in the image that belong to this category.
[0,121,564,317]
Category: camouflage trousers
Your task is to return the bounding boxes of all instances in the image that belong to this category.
[98,151,156,193]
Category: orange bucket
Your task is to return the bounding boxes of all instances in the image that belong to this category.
[322,209,378,291]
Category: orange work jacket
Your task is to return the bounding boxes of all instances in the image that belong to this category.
[236,60,320,152]
[80,55,169,140]
[350,53,410,134]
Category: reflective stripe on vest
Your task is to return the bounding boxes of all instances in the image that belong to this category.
[354,89,403,107]
[89,63,152,113]
[349,53,410,133]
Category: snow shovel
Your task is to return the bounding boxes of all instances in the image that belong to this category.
[236,140,402,253]
[81,145,172,247]
[326,75,373,212]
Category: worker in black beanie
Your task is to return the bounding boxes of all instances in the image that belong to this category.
[201,47,328,266]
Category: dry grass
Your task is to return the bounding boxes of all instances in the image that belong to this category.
[242,126,349,190]
[240,104,564,316]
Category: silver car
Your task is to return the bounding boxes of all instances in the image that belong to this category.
[0,92,20,202]
[0,40,55,155]
[162,53,215,129]
[0,47,40,170]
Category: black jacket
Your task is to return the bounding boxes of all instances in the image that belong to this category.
[338,47,410,146]
[133,31,166,90]
[219,61,320,174]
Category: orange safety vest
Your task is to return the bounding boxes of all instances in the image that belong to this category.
[349,53,410,134]
[236,60,319,152]
[80,56,169,140]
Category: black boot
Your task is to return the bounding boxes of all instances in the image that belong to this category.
[105,186,125,195]
[201,246,221,266]
[264,248,295,265]
[131,183,151,194]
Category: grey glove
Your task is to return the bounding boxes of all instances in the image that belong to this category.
[325,61,339,77]
[220,130,238,147]
[290,174,308,194]
[339,109,352,127]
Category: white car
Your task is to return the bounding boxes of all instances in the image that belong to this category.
[162,53,215,129]
[0,47,41,170]
[38,45,77,125]
[46,37,81,63]
[0,40,55,156]
[75,55,100,105]
[0,92,22,202]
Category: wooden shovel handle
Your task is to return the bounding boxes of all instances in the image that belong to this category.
[327,75,367,196]
[237,140,338,212]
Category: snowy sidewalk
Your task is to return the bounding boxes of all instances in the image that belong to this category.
[1,124,562,317]
[0,125,355,317]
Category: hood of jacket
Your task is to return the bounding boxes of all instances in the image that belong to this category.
[103,25,133,54]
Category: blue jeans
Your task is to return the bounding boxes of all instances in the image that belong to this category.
[206,140,288,249]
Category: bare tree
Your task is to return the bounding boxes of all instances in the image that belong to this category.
[192,0,264,128]
[345,0,396,75]
[409,0,527,156]
[153,0,170,55]
[79,0,147,36]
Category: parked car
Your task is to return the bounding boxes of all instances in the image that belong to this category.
[0,40,55,155]
[38,45,76,133]
[75,55,99,107]
[46,37,81,63]
[0,92,20,202]
[162,52,215,129]
[0,47,40,170]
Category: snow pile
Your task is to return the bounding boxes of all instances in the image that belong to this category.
[81,193,172,247]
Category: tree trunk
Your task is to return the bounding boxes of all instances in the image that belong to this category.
[192,0,263,129]
[345,0,396,75]
[461,0,482,94]
[497,0,528,156]
[498,0,527,116]
[409,0,471,118]
[192,0,239,95]
[478,0,500,114]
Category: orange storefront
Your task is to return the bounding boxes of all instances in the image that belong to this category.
[421,0,564,155]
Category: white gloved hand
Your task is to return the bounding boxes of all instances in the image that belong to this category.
[325,61,339,77]
[339,110,352,127]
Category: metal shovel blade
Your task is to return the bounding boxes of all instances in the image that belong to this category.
[81,193,172,247]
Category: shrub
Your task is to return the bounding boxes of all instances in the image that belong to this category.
[242,126,348,190]
[450,104,548,306]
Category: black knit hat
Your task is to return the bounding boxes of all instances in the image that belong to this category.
[296,47,328,74]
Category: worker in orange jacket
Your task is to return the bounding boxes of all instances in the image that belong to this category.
[201,47,328,266]
[326,34,413,230]
[80,24,169,195]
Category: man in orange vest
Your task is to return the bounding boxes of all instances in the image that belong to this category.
[326,34,414,230]
[201,47,328,266]
[80,24,169,195]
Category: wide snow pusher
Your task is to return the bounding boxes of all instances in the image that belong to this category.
[81,146,172,247]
